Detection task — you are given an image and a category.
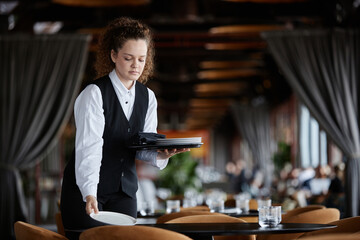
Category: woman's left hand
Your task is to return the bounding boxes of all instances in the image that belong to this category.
[157,148,190,159]
[85,195,99,215]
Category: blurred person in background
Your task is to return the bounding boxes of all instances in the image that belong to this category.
[323,164,345,215]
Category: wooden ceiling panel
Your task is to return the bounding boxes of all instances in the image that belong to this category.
[194,82,247,98]
[205,41,267,50]
[199,60,264,69]
[187,113,226,120]
[52,0,150,7]
[189,99,233,108]
[209,24,286,34]
[197,69,261,79]
[188,107,228,114]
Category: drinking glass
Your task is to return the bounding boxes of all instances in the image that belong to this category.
[258,206,281,228]
[236,198,249,214]
[166,200,181,213]
[209,199,224,213]
[276,205,282,223]
[139,201,155,216]
[183,198,197,208]
[234,192,251,201]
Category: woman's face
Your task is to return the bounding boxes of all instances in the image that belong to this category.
[111,39,147,86]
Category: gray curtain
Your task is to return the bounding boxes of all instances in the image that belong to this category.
[262,29,360,217]
[231,103,273,193]
[0,34,90,239]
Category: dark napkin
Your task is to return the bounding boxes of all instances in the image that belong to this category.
[131,132,166,145]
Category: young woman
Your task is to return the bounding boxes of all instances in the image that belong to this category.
[60,17,188,238]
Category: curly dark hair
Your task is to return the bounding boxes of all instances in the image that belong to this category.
[94,17,155,84]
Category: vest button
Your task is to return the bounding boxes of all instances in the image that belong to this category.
[120,158,124,162]
[121,172,124,177]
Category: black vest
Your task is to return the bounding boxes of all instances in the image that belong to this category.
[94,76,148,198]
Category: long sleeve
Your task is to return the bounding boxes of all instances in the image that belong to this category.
[74,84,104,201]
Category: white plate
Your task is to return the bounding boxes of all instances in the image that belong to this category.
[90,211,136,225]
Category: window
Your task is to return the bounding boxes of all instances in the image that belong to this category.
[299,105,327,168]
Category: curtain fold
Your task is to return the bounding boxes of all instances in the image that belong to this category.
[231,104,273,193]
[262,28,360,217]
[0,34,90,239]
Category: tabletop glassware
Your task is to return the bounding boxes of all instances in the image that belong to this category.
[166,200,181,213]
[236,198,249,214]
[258,206,281,228]
[208,199,225,213]
[182,198,197,208]
[139,201,155,216]
[234,192,251,201]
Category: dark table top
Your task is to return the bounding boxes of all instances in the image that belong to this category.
[139,222,336,240]
[137,209,259,218]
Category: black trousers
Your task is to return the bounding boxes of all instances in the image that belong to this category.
[60,160,137,240]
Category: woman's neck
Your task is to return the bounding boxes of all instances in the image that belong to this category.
[121,78,135,90]
[114,70,135,90]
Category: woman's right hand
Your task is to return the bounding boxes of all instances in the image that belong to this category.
[85,195,99,215]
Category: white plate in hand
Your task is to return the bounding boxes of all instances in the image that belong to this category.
[90,211,136,225]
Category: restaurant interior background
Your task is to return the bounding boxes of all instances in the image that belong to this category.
[1,0,360,237]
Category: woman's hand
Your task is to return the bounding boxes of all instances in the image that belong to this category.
[85,195,99,215]
[157,148,190,159]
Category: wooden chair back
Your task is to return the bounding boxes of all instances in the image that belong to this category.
[238,216,258,223]
[282,205,326,221]
[298,216,360,238]
[299,233,360,240]
[79,225,192,240]
[249,199,258,210]
[166,214,255,240]
[55,212,66,236]
[156,210,224,223]
[180,205,210,212]
[14,221,68,240]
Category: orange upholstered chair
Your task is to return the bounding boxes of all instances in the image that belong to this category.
[282,205,326,222]
[298,216,360,239]
[14,221,68,240]
[237,216,258,223]
[156,210,224,223]
[55,212,66,236]
[298,233,360,240]
[249,199,258,210]
[79,225,192,240]
[282,208,339,224]
[256,208,340,240]
[180,205,210,212]
[166,214,255,240]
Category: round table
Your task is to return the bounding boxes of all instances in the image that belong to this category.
[140,222,336,240]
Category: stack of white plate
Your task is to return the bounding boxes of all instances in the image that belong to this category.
[155,137,202,145]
